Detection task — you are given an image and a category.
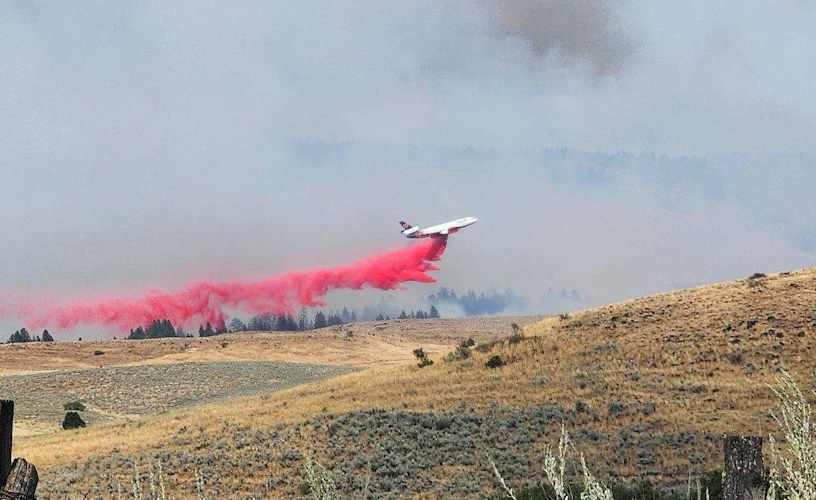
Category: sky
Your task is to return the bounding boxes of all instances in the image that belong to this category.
[1,1,815,337]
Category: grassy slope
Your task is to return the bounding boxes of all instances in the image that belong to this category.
[17,270,816,496]
[1,316,537,374]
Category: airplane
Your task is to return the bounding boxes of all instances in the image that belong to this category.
[399,216,478,238]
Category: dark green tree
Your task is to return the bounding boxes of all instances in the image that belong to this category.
[297,309,309,331]
[200,322,215,337]
[429,305,440,318]
[8,328,32,343]
[313,311,327,329]
[228,318,247,332]
[42,329,54,342]
[128,327,145,340]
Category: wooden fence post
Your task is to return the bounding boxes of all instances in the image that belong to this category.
[0,458,38,499]
[0,401,12,488]
[724,435,767,500]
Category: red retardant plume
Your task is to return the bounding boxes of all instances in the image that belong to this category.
[25,237,447,333]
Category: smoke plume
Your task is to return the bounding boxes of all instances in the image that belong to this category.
[490,0,634,75]
[20,238,447,333]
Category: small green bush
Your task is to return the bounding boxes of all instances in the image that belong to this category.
[443,342,472,362]
[474,340,500,353]
[508,333,525,344]
[63,401,86,411]
[607,401,626,415]
[93,350,104,355]
[485,355,505,369]
[413,348,433,368]
[62,411,86,430]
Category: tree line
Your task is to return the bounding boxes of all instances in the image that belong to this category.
[124,306,443,340]
[7,328,54,343]
[426,287,526,316]
[7,304,445,343]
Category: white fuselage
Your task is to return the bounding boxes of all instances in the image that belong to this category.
[402,217,478,238]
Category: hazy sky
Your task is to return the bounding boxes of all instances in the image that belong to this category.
[1,1,815,335]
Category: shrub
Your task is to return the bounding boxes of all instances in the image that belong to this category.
[463,338,476,347]
[413,348,433,368]
[485,355,505,369]
[639,402,657,416]
[509,332,525,345]
[62,411,86,430]
[607,401,626,415]
[727,351,744,364]
[443,342,472,362]
[475,340,500,353]
[748,272,767,279]
[508,324,526,344]
[93,350,104,356]
[559,313,570,320]
[63,401,86,411]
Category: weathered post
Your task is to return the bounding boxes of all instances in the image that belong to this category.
[0,401,12,488]
[724,435,767,500]
[0,458,38,499]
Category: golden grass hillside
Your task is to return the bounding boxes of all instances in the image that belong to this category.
[16,269,816,497]
[1,315,537,374]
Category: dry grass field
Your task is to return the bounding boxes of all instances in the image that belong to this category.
[1,315,537,374]
[9,270,816,497]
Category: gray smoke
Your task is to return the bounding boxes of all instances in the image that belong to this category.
[490,0,634,75]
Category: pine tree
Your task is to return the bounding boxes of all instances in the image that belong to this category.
[128,327,145,340]
[398,311,408,320]
[42,329,54,342]
[298,309,309,331]
[313,311,327,329]
[228,318,247,332]
[429,305,440,319]
[202,322,215,337]
[162,319,176,337]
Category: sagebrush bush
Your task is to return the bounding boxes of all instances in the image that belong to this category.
[486,355,505,369]
[443,342,472,362]
[413,348,433,368]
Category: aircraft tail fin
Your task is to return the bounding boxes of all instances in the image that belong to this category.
[399,220,413,230]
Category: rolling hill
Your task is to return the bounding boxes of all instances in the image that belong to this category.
[13,269,816,498]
